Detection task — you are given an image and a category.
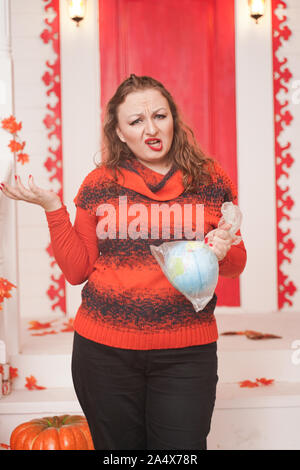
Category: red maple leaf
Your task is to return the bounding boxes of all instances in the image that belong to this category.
[9,367,18,380]
[239,380,259,388]
[256,377,274,386]
[25,375,46,390]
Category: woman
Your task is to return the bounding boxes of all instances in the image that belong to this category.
[0,74,246,450]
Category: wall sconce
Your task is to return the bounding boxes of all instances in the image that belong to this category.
[248,0,265,24]
[68,0,87,27]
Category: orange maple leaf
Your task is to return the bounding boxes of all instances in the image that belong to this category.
[0,278,16,302]
[17,152,29,165]
[8,139,25,153]
[256,377,274,386]
[239,378,275,388]
[61,318,74,332]
[239,380,259,388]
[1,115,22,134]
[28,321,54,330]
[25,375,46,390]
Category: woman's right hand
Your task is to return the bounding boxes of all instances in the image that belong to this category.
[0,174,62,212]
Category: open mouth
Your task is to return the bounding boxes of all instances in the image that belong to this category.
[145,139,163,151]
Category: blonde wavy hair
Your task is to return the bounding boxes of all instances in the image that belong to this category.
[96,74,215,192]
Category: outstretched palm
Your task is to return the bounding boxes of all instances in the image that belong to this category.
[0,175,62,212]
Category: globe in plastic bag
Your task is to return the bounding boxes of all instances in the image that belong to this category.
[149,202,242,312]
[150,240,219,312]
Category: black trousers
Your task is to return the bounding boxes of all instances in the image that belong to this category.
[71,331,218,451]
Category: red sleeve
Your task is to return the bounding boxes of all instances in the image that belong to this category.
[218,233,247,278]
[44,204,99,285]
[212,160,247,278]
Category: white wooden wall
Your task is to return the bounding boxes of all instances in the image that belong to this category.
[10,0,62,322]
[279,0,300,312]
[4,0,300,328]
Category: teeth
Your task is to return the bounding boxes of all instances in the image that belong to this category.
[147,140,160,144]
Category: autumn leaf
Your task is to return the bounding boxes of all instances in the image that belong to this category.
[239,378,275,388]
[221,330,282,340]
[239,380,259,388]
[9,366,18,380]
[220,331,245,336]
[61,318,74,332]
[31,330,58,337]
[245,330,281,340]
[2,115,30,165]
[1,115,22,134]
[256,377,274,386]
[8,139,25,153]
[28,320,54,330]
[25,375,46,390]
[0,277,16,303]
[17,152,29,165]
[0,443,10,450]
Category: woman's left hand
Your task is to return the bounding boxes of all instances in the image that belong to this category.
[205,222,235,261]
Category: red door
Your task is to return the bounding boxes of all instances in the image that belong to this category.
[98,0,240,306]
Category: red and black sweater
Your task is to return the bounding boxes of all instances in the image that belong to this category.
[45,157,247,350]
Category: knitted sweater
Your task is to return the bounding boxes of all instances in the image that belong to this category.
[45,157,247,350]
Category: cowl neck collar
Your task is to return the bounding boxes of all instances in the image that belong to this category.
[117,157,185,201]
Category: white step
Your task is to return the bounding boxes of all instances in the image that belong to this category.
[10,312,300,389]
[208,381,300,450]
[1,312,299,449]
[1,382,300,449]
[216,311,300,383]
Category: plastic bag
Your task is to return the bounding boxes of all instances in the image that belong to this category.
[149,202,242,312]
[205,201,242,246]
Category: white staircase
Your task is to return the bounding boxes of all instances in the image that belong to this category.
[0,312,300,450]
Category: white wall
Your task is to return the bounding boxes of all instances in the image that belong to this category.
[223,0,278,314]
[7,0,300,331]
[9,0,100,322]
[59,0,101,319]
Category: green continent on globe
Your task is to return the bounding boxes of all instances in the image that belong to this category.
[169,257,185,281]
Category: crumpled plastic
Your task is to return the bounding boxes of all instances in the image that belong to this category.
[205,201,242,246]
[149,202,243,312]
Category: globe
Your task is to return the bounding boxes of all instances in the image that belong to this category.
[163,240,219,310]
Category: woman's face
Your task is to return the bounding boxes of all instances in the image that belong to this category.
[116,88,174,171]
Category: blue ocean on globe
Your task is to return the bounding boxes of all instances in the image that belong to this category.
[164,241,219,299]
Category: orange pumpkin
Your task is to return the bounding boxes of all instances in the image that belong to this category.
[10,415,94,450]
